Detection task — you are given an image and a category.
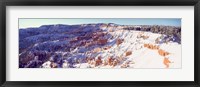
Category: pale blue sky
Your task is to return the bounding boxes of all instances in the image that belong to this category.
[19,18,181,29]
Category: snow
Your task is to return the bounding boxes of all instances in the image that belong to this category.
[20,24,181,68]
[73,29,181,68]
[42,61,51,68]
[95,30,181,68]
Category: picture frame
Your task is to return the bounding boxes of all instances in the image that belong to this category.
[0,0,200,87]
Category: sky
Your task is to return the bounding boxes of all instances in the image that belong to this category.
[19,18,181,29]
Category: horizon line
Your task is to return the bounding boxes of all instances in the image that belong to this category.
[19,23,181,29]
[19,18,181,29]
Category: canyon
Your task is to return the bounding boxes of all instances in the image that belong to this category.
[19,23,181,68]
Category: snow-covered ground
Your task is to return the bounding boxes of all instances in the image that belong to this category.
[19,24,181,68]
[42,27,181,68]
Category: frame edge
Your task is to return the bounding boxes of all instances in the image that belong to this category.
[195,0,200,86]
[0,0,6,86]
[1,0,200,87]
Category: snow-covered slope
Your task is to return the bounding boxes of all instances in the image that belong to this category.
[19,23,181,68]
